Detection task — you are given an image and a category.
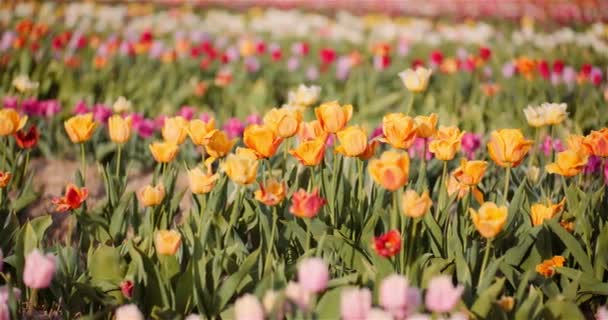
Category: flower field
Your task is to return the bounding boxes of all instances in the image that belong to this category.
[1,2,608,319]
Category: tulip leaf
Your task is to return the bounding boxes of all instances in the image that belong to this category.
[546,220,593,274]
[470,277,505,319]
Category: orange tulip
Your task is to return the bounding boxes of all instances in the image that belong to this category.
[0,109,27,136]
[162,116,188,145]
[139,183,165,207]
[289,138,326,166]
[221,148,259,185]
[566,135,586,154]
[380,113,417,150]
[52,184,88,212]
[108,115,132,144]
[254,179,287,206]
[263,108,302,138]
[64,114,97,143]
[368,150,410,191]
[314,101,353,133]
[582,128,608,157]
[149,141,179,163]
[530,199,566,226]
[401,190,432,218]
[452,158,488,186]
[545,149,588,177]
[446,174,484,204]
[469,202,508,238]
[188,166,219,195]
[188,118,216,146]
[536,256,565,277]
[155,230,182,256]
[289,188,326,218]
[358,140,380,161]
[335,126,367,157]
[297,120,328,143]
[428,126,464,161]
[414,113,438,138]
[204,129,236,159]
[487,129,533,167]
[243,124,283,159]
[0,171,11,188]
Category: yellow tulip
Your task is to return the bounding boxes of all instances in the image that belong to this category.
[289,138,326,166]
[380,113,417,149]
[398,67,432,92]
[221,148,259,185]
[401,190,432,218]
[368,150,410,191]
[314,101,353,133]
[155,230,182,256]
[523,105,546,127]
[243,124,283,159]
[0,109,27,136]
[487,129,533,168]
[545,149,588,177]
[452,158,488,186]
[335,126,367,157]
[162,116,188,145]
[530,199,565,226]
[263,108,302,138]
[204,129,236,159]
[297,120,328,143]
[188,166,219,195]
[149,141,179,163]
[64,113,97,143]
[188,118,216,146]
[254,178,287,206]
[138,183,165,207]
[428,126,464,161]
[108,115,132,144]
[414,113,438,138]
[469,202,508,238]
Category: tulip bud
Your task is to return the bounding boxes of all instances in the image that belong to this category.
[138,183,165,207]
[108,115,132,144]
[401,190,432,218]
[154,230,182,256]
[64,113,97,143]
[23,250,56,289]
[149,141,179,163]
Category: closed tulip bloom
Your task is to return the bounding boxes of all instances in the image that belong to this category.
[263,108,302,138]
[138,183,165,207]
[112,96,132,113]
[341,288,372,320]
[546,149,588,177]
[469,202,508,238]
[297,120,328,143]
[52,184,88,212]
[368,150,410,191]
[108,115,132,144]
[155,230,181,255]
[64,113,97,143]
[204,129,236,159]
[452,158,488,185]
[188,166,219,195]
[149,141,179,163]
[379,274,420,319]
[0,109,27,136]
[582,129,608,158]
[398,67,432,92]
[254,179,286,206]
[115,304,144,320]
[297,257,329,293]
[374,230,401,257]
[162,116,188,145]
[314,101,353,133]
[487,129,533,167]
[289,188,326,218]
[243,124,283,158]
[381,113,417,149]
[0,172,11,188]
[536,256,565,277]
[221,148,259,185]
[285,281,312,311]
[235,294,265,320]
[23,250,56,289]
[14,125,40,149]
[425,276,464,313]
[414,113,438,138]
[530,199,565,226]
[289,138,326,166]
[401,190,432,218]
[187,118,216,146]
[428,126,464,161]
[335,126,368,157]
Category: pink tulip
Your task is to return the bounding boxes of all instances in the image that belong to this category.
[92,104,112,123]
[73,100,90,114]
[0,286,21,304]
[379,274,419,319]
[199,113,212,123]
[115,304,144,320]
[298,258,329,293]
[285,281,312,311]
[23,250,56,289]
[246,113,262,125]
[234,294,264,320]
[425,275,463,313]
[177,106,196,120]
[0,302,7,320]
[597,306,608,320]
[461,133,481,160]
[2,96,18,109]
[341,288,372,320]
[223,118,245,139]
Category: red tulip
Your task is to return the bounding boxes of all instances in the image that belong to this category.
[430,50,444,66]
[374,230,402,258]
[52,184,88,212]
[538,60,550,79]
[14,125,39,149]
[289,188,326,218]
[552,60,565,74]
[479,47,492,61]
[121,280,134,298]
[320,48,337,65]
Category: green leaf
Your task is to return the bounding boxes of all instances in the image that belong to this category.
[217,248,260,311]
[471,278,505,319]
[316,287,342,319]
[546,220,593,274]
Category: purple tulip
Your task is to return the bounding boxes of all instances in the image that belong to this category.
[23,250,56,289]
[425,275,463,313]
[223,118,244,139]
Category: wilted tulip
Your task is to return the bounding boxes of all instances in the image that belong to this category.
[314,101,353,133]
[138,183,165,207]
[149,141,179,163]
[381,113,417,149]
[108,115,132,144]
[469,202,508,238]
[64,113,97,143]
[23,250,56,289]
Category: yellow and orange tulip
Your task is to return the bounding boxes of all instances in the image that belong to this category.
[380,113,417,150]
[243,124,283,159]
[469,202,508,238]
[487,129,533,167]
[289,138,326,166]
[108,115,132,144]
[0,109,27,136]
[368,150,410,191]
[314,101,353,133]
[64,114,97,143]
[335,126,368,157]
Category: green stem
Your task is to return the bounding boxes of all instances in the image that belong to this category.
[400,216,407,274]
[331,154,340,227]
[478,238,493,286]
[408,219,419,274]
[28,288,38,313]
[305,218,311,252]
[308,166,315,192]
[1,136,6,170]
[115,144,122,178]
[264,208,278,274]
[80,143,86,186]
[503,166,511,204]
[391,191,399,231]
[406,92,415,115]
[357,159,364,210]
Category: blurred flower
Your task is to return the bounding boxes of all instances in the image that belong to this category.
[540,136,565,156]
[177,106,196,120]
[115,304,144,320]
[315,101,353,133]
[306,66,319,81]
[92,104,112,123]
[138,183,165,207]
[379,274,420,319]
[401,190,432,218]
[188,166,219,195]
[2,96,18,109]
[341,288,372,320]
[429,126,464,161]
[408,137,432,161]
[12,74,39,92]
[162,116,188,145]
[39,99,61,117]
[453,158,488,186]
[527,166,541,183]
[583,129,608,158]
[245,57,261,73]
[497,296,515,312]
[155,230,181,256]
[243,124,283,159]
[414,114,438,138]
[287,56,300,71]
[285,281,312,311]
[0,172,11,189]
[73,100,90,115]
[487,129,533,167]
[0,109,27,136]
[188,119,216,146]
[120,280,134,299]
[112,96,132,113]
[298,120,328,143]
[254,179,286,206]
[536,256,565,277]
[108,115,132,144]
[530,199,566,226]
[470,202,508,238]
[335,126,368,157]
[515,57,536,80]
[221,148,259,185]
[481,83,500,97]
[366,308,393,320]
[14,125,39,149]
[298,258,329,293]
[64,113,97,143]
[149,141,179,163]
[289,188,326,218]
[289,138,326,166]
[374,230,401,258]
[546,149,588,177]
[425,275,464,313]
[235,294,264,320]
[380,113,417,150]
[597,306,608,320]
[502,62,516,78]
[52,184,88,212]
[369,150,410,191]
[223,117,245,139]
[23,249,56,289]
[263,108,302,138]
[399,67,432,93]
[563,67,577,85]
[246,113,262,125]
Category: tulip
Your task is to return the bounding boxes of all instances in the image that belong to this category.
[221,148,259,185]
[297,120,328,143]
[149,141,179,163]
[379,274,420,319]
[335,126,367,157]
[254,179,286,206]
[446,174,484,204]
[234,294,264,320]
[523,105,547,127]
[138,183,165,207]
[541,103,568,126]
[530,199,565,226]
[115,304,144,320]
[380,113,417,149]
[108,115,132,144]
[374,230,401,258]
[14,125,39,149]
[263,108,302,138]
[398,67,432,92]
[582,129,608,158]
[401,190,432,218]
[23,250,56,289]
[204,129,236,159]
[469,202,508,238]
[368,150,410,191]
[162,116,188,145]
[285,281,312,311]
[429,126,465,161]
[341,288,372,320]
[64,113,97,143]
[287,84,321,108]
[314,101,353,133]
[536,256,565,277]
[222,117,244,139]
[597,307,608,320]
[452,158,488,186]
[414,113,438,138]
[188,166,219,195]
[425,276,464,313]
[112,96,132,113]
[52,184,88,212]
[289,138,326,166]
[12,75,39,93]
[243,124,283,159]
[545,149,588,177]
[497,296,515,312]
[461,133,481,159]
[297,257,329,293]
[0,172,10,189]
[289,188,326,218]
[188,118,216,146]
[120,280,134,299]
[0,109,27,137]
[155,230,181,256]
[487,129,533,168]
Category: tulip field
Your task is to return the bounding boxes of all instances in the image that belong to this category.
[2,2,608,319]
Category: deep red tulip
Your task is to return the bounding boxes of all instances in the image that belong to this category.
[374,230,402,258]
[479,47,492,61]
[14,125,39,149]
